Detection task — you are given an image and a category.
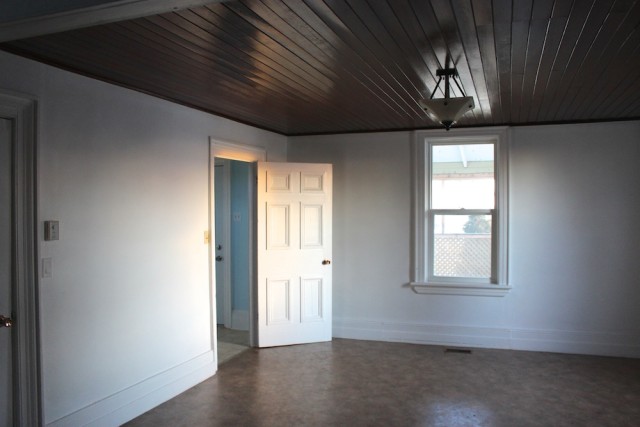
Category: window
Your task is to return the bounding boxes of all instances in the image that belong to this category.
[411,128,510,296]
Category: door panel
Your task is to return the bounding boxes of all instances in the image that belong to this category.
[301,204,323,248]
[266,204,291,249]
[0,118,13,426]
[266,279,290,325]
[257,162,332,347]
[300,278,323,322]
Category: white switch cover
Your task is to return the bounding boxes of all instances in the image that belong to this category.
[42,258,52,278]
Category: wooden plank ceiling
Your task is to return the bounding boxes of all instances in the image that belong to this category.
[3,0,640,135]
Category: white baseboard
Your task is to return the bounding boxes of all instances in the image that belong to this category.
[333,318,640,358]
[47,351,217,427]
[231,309,249,331]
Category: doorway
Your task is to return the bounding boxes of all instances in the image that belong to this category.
[214,158,251,363]
[209,139,266,365]
[209,140,334,357]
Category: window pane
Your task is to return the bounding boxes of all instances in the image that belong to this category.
[433,214,492,278]
[431,144,494,209]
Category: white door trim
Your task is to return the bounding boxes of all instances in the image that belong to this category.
[209,138,266,351]
[214,158,232,329]
[0,91,40,426]
[211,139,267,163]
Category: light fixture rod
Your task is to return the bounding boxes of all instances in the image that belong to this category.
[429,76,443,99]
[444,73,450,98]
[452,75,466,97]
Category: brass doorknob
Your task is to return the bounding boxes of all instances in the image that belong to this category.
[322,260,331,265]
[0,315,13,328]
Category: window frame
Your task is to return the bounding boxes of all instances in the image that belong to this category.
[411,127,510,296]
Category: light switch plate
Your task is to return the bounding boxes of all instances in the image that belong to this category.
[42,258,52,278]
[44,220,59,241]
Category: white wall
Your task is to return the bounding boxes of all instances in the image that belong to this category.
[0,50,286,426]
[288,121,640,358]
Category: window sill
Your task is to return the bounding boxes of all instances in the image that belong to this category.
[409,282,511,297]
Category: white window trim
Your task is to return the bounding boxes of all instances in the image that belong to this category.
[410,127,511,296]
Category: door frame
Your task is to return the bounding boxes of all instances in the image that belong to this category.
[0,91,40,426]
[209,138,266,351]
[214,158,232,329]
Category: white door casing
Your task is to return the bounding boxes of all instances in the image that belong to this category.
[214,160,230,327]
[257,162,333,347]
[0,92,40,426]
[209,138,266,350]
[1,117,13,426]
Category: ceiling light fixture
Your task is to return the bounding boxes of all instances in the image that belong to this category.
[419,67,474,130]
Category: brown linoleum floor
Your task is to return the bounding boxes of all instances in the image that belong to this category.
[125,339,640,427]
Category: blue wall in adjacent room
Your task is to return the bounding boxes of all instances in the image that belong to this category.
[230,160,250,312]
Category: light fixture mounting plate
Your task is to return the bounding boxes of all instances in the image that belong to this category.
[436,68,457,77]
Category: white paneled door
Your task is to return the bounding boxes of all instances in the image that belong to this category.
[0,118,13,426]
[257,162,332,347]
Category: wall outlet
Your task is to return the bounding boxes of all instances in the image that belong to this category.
[233,212,241,222]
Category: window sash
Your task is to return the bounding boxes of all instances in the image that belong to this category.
[426,209,496,284]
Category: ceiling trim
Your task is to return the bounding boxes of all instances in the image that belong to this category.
[0,0,229,42]
[287,117,640,138]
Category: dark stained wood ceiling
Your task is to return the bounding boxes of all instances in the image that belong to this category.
[3,0,640,135]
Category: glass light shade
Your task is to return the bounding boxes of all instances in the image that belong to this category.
[419,96,475,129]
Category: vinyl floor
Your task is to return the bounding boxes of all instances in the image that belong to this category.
[126,339,640,427]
